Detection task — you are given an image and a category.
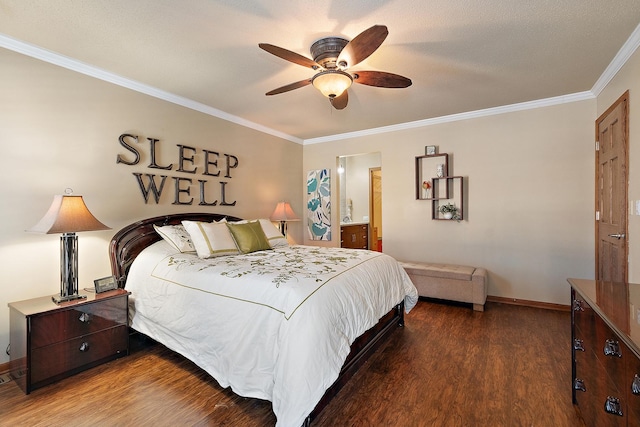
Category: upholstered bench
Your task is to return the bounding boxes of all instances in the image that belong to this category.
[400,261,487,311]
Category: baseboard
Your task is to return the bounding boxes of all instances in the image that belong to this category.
[487,296,570,312]
[0,361,10,375]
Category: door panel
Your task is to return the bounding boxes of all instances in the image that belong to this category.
[370,168,382,252]
[596,92,629,283]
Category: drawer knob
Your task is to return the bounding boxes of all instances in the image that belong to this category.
[604,339,622,358]
[79,312,91,323]
[604,396,623,416]
[79,342,90,352]
[632,374,640,396]
[573,299,584,312]
[573,339,585,352]
[573,378,586,392]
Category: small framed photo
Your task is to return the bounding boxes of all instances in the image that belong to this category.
[94,275,118,293]
[425,145,437,155]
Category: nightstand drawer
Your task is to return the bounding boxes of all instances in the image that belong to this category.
[31,325,128,385]
[10,289,130,394]
[31,297,127,348]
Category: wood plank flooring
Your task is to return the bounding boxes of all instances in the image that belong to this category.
[0,300,584,426]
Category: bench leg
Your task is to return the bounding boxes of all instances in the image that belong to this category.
[473,303,484,312]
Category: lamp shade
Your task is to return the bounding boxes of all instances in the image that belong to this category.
[28,195,111,234]
[270,202,299,222]
[312,70,353,98]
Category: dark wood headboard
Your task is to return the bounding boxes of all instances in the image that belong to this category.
[109,212,243,287]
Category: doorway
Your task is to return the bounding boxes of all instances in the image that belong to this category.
[595,91,629,282]
[370,167,382,251]
[337,153,381,250]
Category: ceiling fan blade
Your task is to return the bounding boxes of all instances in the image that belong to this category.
[265,79,312,96]
[353,71,412,88]
[259,43,320,69]
[330,91,349,110]
[337,25,388,69]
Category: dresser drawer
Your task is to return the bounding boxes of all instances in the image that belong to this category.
[626,351,640,422]
[31,325,128,386]
[594,316,627,385]
[573,295,596,368]
[574,295,596,344]
[30,297,128,348]
[575,347,626,426]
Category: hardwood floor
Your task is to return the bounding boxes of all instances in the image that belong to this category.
[0,300,585,426]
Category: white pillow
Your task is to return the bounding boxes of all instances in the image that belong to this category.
[181,220,240,258]
[153,224,196,253]
[258,218,289,248]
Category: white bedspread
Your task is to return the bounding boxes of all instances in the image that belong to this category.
[125,241,418,427]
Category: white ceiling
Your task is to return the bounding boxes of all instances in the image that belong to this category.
[1,0,639,143]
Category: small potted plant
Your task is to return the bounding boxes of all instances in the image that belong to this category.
[438,203,461,221]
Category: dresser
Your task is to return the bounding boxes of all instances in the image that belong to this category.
[569,278,640,426]
[340,223,369,249]
[9,288,130,394]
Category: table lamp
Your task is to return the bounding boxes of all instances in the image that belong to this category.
[270,201,299,235]
[28,190,111,303]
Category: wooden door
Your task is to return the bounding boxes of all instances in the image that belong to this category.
[370,168,382,252]
[596,91,629,282]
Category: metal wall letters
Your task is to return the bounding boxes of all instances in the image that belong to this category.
[116,133,238,206]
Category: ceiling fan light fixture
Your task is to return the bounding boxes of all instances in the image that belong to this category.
[312,70,353,98]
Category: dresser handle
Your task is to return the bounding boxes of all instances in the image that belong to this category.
[632,374,640,395]
[79,342,90,352]
[573,299,584,312]
[604,339,622,358]
[573,378,586,392]
[604,396,623,416]
[573,339,585,352]
[79,312,91,323]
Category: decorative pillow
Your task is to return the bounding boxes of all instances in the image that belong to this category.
[226,221,272,254]
[181,220,240,258]
[153,224,196,253]
[258,218,289,248]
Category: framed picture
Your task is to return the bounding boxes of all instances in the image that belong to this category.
[94,275,118,293]
[425,145,437,155]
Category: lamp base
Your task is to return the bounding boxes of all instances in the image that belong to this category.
[52,293,87,304]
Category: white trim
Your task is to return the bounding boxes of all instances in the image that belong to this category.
[0,33,303,145]
[303,91,595,145]
[591,22,640,96]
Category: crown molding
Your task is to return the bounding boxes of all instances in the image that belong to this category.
[303,91,595,145]
[3,22,638,147]
[591,22,640,96]
[0,33,303,145]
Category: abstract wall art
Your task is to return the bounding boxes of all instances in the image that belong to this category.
[307,169,331,240]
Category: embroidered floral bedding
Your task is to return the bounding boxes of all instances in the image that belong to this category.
[125,241,418,427]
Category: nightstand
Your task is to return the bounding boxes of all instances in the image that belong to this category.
[8,288,130,394]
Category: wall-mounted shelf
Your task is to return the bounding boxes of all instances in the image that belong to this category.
[415,152,465,221]
[432,176,464,220]
[415,154,448,200]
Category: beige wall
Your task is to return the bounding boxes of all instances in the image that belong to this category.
[0,48,302,364]
[304,100,596,305]
[596,46,640,282]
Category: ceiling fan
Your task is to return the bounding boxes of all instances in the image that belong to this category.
[259,25,412,110]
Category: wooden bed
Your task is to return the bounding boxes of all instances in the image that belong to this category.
[109,212,405,426]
